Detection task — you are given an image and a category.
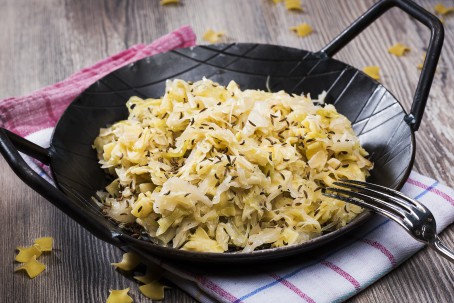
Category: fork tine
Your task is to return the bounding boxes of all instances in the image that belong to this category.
[325,186,405,217]
[333,181,415,214]
[337,179,425,211]
[323,191,410,232]
[322,192,392,217]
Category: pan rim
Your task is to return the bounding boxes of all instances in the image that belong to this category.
[49,42,416,262]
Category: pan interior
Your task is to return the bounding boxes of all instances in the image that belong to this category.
[50,43,414,262]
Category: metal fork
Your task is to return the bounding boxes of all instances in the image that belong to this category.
[323,179,454,263]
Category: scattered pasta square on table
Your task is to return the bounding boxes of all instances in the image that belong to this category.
[202,29,225,43]
[14,237,54,278]
[290,23,313,37]
[388,43,411,57]
[106,288,133,303]
[15,245,42,263]
[139,281,168,300]
[434,3,454,15]
[285,0,303,11]
[14,255,46,279]
[111,252,141,271]
[363,66,380,80]
[160,0,180,5]
[34,237,53,252]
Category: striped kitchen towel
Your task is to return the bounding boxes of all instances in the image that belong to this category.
[2,26,454,303]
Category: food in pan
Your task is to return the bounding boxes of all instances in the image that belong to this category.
[92,78,373,253]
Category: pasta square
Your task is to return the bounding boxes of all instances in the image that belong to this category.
[388,43,410,57]
[363,66,380,80]
[15,245,42,263]
[106,288,133,303]
[290,23,313,37]
[111,252,141,271]
[14,255,46,279]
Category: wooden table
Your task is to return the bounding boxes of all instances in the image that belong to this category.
[1,0,453,302]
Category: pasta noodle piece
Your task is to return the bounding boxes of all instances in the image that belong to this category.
[272,0,283,3]
[160,0,180,5]
[388,43,410,57]
[363,66,380,80]
[15,245,42,263]
[34,237,53,252]
[285,0,303,11]
[181,227,224,252]
[434,3,454,15]
[14,255,46,279]
[111,252,141,271]
[202,29,225,43]
[106,288,133,303]
[290,23,313,37]
[139,281,168,300]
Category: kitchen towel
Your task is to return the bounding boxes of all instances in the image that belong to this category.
[1,27,454,303]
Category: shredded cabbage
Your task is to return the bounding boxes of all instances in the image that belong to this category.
[93,78,373,253]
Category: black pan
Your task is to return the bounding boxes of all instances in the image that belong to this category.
[0,0,443,263]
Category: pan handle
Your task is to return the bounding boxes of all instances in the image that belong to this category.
[320,0,444,131]
[0,128,121,245]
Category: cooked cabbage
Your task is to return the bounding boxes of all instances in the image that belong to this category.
[93,78,373,253]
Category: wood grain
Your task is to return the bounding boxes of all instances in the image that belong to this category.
[1,0,454,302]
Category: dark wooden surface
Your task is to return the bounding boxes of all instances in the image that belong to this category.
[1,0,454,302]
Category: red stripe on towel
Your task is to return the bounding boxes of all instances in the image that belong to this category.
[321,261,361,291]
[360,238,396,267]
[197,276,241,303]
[269,273,316,303]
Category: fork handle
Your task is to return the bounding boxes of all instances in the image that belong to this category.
[430,235,454,263]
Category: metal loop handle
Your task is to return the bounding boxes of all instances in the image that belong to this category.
[320,0,444,131]
[2,129,51,164]
[0,128,120,245]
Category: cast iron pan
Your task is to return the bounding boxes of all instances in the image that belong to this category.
[0,0,444,263]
